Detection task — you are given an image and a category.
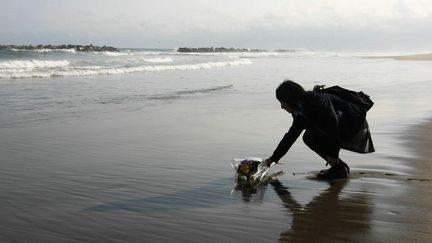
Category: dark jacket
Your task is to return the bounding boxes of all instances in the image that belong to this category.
[269,91,367,162]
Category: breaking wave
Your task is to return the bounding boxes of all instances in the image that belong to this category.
[139,57,174,63]
[100,51,132,57]
[0,60,70,70]
[0,59,252,79]
[9,48,77,53]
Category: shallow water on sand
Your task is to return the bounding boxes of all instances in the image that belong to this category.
[1,55,432,242]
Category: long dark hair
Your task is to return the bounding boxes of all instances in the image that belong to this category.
[276,80,306,110]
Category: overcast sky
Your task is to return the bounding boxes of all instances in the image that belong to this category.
[2,0,432,51]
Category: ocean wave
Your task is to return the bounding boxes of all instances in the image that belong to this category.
[99,51,132,57]
[0,59,70,70]
[0,59,252,79]
[139,57,174,63]
[228,52,280,58]
[58,49,77,54]
[95,85,234,104]
[0,72,52,79]
[10,48,77,53]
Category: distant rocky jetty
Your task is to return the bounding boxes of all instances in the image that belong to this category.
[177,47,266,53]
[0,44,119,52]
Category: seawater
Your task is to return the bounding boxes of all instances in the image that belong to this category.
[0,48,254,79]
[1,49,432,242]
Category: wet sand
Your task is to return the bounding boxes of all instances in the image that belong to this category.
[2,116,431,242]
[1,56,432,242]
[404,121,432,241]
[271,119,432,243]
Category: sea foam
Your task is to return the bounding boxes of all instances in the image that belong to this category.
[100,51,132,57]
[0,60,70,70]
[0,59,252,79]
[139,57,174,63]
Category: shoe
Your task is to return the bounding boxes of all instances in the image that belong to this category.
[317,160,350,180]
[334,160,350,174]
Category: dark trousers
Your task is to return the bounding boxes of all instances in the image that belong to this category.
[303,120,375,162]
[302,127,335,160]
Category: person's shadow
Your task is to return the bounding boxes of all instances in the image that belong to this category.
[268,179,373,243]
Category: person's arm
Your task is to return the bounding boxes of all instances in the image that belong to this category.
[269,114,306,162]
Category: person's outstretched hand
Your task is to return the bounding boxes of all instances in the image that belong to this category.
[257,158,273,172]
[263,158,274,167]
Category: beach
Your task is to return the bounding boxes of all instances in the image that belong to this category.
[401,120,432,242]
[1,49,432,242]
[365,52,432,61]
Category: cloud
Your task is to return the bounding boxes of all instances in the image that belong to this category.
[1,0,432,50]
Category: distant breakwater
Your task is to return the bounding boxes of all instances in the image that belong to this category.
[177,47,266,53]
[0,44,119,52]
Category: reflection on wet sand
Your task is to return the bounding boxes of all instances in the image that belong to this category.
[233,171,284,202]
[269,179,373,243]
[84,178,238,213]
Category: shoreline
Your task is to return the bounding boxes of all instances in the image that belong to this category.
[1,50,431,242]
[364,52,432,61]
